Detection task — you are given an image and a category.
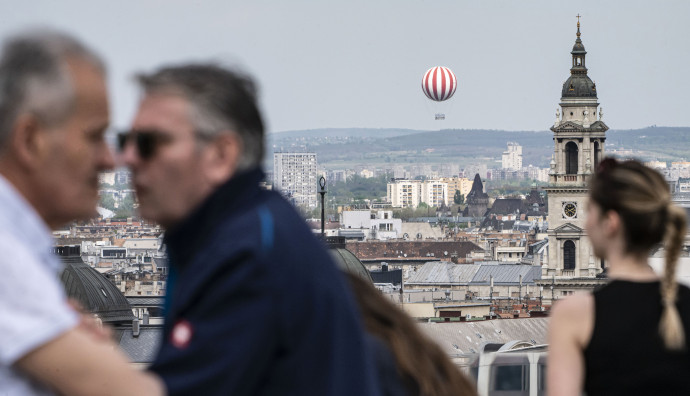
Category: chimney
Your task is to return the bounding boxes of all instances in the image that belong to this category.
[132,318,140,337]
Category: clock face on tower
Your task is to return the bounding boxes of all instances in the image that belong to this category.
[562,202,578,219]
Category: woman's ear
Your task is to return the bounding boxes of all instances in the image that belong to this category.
[603,209,622,238]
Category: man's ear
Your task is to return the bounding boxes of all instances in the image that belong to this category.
[8,113,46,170]
[203,132,242,185]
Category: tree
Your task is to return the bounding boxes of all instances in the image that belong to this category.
[453,190,465,205]
[100,193,116,210]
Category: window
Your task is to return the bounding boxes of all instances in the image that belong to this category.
[594,141,600,166]
[564,240,576,270]
[565,142,578,174]
[491,364,529,392]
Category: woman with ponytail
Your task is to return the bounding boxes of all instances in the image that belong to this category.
[548,158,690,396]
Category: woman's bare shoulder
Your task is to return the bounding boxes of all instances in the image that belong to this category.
[551,292,594,318]
[549,291,595,347]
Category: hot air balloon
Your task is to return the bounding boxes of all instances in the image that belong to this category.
[421,66,457,120]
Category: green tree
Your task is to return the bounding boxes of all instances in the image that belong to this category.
[100,193,116,210]
[453,190,465,205]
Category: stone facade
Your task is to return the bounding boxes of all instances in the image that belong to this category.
[544,21,608,279]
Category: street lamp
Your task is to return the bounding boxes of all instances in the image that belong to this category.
[318,176,327,237]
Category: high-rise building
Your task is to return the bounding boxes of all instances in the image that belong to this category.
[545,19,608,280]
[387,180,420,208]
[420,180,449,207]
[387,179,449,208]
[273,152,318,208]
[439,177,473,202]
[502,142,523,170]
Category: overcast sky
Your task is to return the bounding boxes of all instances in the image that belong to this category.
[1,0,688,133]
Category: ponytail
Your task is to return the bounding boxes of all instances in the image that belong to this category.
[659,204,687,350]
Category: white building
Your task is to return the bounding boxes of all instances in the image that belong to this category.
[420,180,449,207]
[387,179,449,208]
[502,142,523,170]
[387,180,420,208]
[340,210,402,240]
[273,152,318,208]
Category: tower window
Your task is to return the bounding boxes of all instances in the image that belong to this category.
[565,141,578,174]
[594,141,600,165]
[564,240,576,270]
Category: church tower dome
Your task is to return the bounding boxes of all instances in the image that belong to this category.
[551,17,608,183]
[561,20,597,99]
[542,16,610,284]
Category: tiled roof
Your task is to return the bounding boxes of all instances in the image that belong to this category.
[418,317,549,355]
[471,264,542,285]
[406,261,542,285]
[406,262,481,284]
[127,297,165,306]
[117,327,162,364]
[487,199,524,215]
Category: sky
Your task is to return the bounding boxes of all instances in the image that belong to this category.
[1,0,688,134]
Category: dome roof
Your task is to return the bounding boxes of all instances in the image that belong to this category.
[329,248,373,282]
[57,246,134,324]
[572,37,586,54]
[561,75,597,98]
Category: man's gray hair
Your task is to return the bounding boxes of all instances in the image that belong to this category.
[136,64,265,171]
[0,29,105,152]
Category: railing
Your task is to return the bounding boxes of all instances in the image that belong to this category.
[563,175,577,182]
[562,270,575,277]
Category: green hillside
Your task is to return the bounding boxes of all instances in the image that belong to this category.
[266,126,690,169]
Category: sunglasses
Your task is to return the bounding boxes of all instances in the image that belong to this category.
[117,130,174,160]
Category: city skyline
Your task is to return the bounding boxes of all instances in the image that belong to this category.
[2,1,688,134]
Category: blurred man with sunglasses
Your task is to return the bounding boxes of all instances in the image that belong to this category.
[0,30,164,395]
[120,65,381,396]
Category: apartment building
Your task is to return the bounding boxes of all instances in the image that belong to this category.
[387,179,449,208]
[501,142,522,170]
[273,152,318,208]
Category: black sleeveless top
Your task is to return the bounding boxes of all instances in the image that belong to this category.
[584,280,690,395]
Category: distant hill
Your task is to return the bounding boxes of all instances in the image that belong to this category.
[265,126,690,169]
[269,128,425,139]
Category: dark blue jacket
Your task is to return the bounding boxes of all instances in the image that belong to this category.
[150,168,381,396]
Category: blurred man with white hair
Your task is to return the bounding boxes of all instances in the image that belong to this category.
[0,29,163,396]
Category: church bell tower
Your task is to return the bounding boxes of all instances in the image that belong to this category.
[545,17,608,279]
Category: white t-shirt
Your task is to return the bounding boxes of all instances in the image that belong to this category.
[0,175,78,395]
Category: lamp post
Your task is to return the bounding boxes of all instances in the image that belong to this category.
[318,176,327,237]
[489,275,494,318]
[539,286,543,311]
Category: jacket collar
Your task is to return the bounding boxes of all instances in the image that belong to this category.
[163,168,265,269]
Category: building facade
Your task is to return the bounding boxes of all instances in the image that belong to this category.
[439,177,473,202]
[420,180,449,207]
[387,180,420,208]
[273,152,318,208]
[387,179,450,208]
[501,142,523,170]
[544,20,608,279]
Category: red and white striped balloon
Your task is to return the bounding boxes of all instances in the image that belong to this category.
[421,66,457,102]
